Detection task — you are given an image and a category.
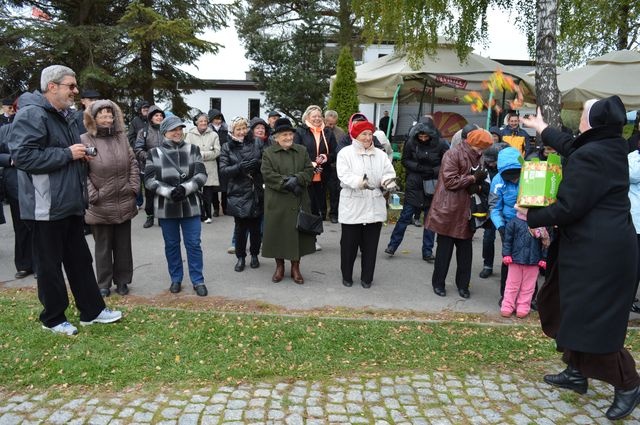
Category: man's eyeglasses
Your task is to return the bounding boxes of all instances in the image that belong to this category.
[56,83,79,91]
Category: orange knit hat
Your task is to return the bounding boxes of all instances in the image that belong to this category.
[465,129,493,149]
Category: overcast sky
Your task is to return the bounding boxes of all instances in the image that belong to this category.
[183,8,531,80]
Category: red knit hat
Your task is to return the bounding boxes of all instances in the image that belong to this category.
[349,120,375,139]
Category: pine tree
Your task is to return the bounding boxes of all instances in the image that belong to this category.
[235,0,358,123]
[0,0,230,117]
[327,47,359,130]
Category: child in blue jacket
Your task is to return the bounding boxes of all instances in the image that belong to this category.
[489,147,522,303]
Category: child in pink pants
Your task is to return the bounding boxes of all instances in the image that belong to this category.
[501,211,549,318]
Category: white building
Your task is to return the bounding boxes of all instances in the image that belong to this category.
[181,75,268,121]
[182,47,534,138]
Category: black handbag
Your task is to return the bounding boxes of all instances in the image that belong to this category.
[195,189,207,221]
[296,207,323,236]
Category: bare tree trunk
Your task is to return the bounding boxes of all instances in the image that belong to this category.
[138,0,155,104]
[535,0,561,127]
[617,1,631,50]
[338,0,352,48]
[140,42,154,104]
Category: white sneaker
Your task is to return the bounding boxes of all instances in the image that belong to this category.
[315,242,322,251]
[80,308,123,326]
[227,246,236,254]
[42,321,78,335]
[205,218,212,224]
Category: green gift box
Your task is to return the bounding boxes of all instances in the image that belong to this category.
[517,153,562,207]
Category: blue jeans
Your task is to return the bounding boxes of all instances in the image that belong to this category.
[136,174,144,207]
[482,225,496,269]
[159,216,204,285]
[387,203,434,257]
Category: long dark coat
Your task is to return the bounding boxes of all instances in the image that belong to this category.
[261,143,315,260]
[528,125,636,354]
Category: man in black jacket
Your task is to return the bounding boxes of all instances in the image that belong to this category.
[72,89,100,136]
[384,120,448,261]
[1,125,34,279]
[10,65,122,335]
[127,100,150,147]
[378,110,394,137]
[0,98,15,127]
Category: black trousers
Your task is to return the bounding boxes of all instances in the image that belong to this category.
[563,349,640,390]
[8,196,34,272]
[326,166,340,220]
[212,189,227,214]
[234,216,262,258]
[308,181,327,219]
[500,263,508,296]
[31,215,105,327]
[634,234,640,301]
[340,222,382,284]
[432,234,472,291]
[202,186,216,220]
[144,187,155,217]
[91,220,133,289]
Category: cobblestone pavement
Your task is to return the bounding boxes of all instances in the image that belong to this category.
[1,371,639,424]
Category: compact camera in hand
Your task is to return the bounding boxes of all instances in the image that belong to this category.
[85,146,98,156]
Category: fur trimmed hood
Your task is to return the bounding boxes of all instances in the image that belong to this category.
[83,99,126,136]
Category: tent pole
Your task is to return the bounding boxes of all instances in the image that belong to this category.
[485,92,493,130]
[430,85,435,114]
[388,83,402,139]
[417,79,429,121]
[500,88,507,127]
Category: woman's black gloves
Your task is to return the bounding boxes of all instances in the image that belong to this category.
[283,176,302,196]
[170,185,186,202]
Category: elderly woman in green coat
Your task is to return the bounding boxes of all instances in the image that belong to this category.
[261,118,315,284]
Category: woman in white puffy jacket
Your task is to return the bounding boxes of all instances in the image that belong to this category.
[337,120,396,289]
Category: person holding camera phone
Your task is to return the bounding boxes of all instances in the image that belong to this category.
[10,65,123,335]
[144,116,208,296]
[81,99,139,297]
[294,105,337,250]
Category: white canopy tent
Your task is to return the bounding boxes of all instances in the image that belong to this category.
[345,43,536,111]
[557,50,640,110]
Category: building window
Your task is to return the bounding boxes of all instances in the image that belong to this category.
[248,99,260,119]
[210,97,221,112]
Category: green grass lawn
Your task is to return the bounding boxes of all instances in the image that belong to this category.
[1,288,639,391]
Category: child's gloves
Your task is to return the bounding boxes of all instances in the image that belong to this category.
[502,255,513,265]
[538,260,547,270]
